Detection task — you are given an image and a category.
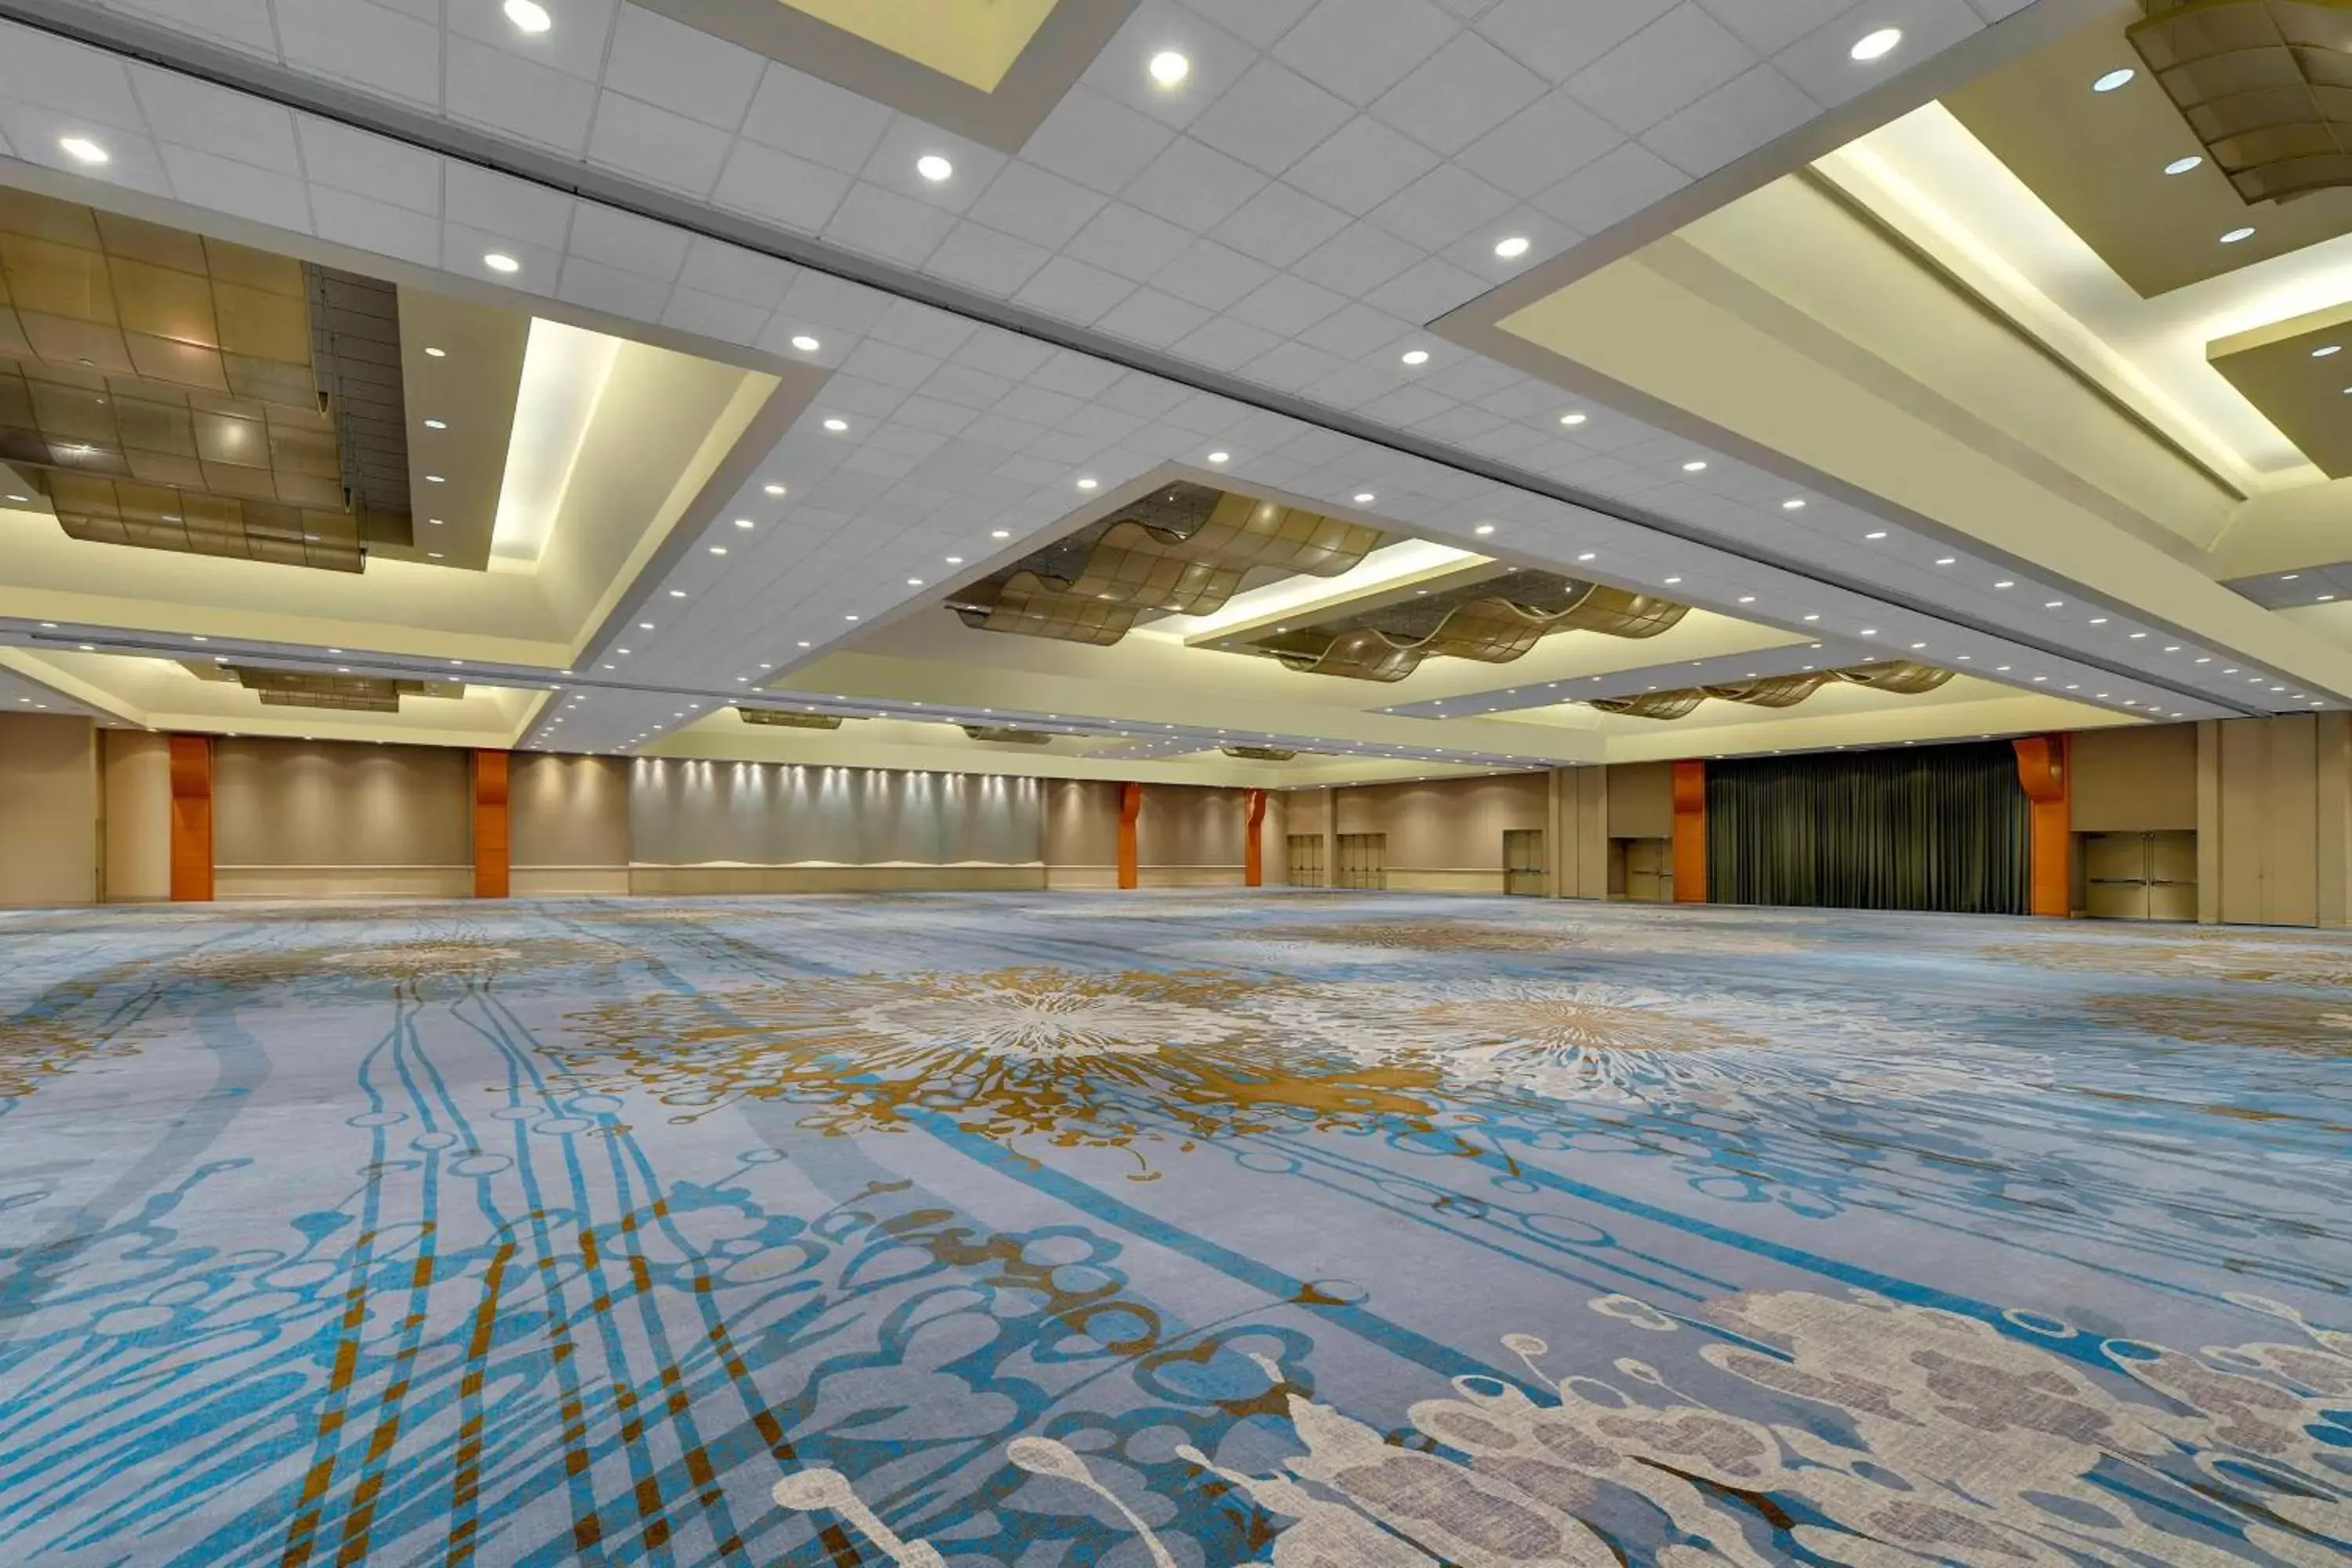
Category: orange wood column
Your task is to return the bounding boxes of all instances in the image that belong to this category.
[1117,782,1143,891]
[1671,758,1707,903]
[2013,734,2070,918]
[1243,789,1268,887]
[474,750,510,899]
[167,734,213,902]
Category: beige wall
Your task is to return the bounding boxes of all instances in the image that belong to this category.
[1043,779,1281,889]
[632,758,1042,891]
[0,713,99,908]
[1606,760,1675,840]
[2071,724,2198,833]
[212,738,473,898]
[1555,766,1609,899]
[2200,714,2347,927]
[1316,772,1551,895]
[101,728,172,902]
[512,753,631,896]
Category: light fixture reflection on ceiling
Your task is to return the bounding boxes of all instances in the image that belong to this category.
[916,154,953,182]
[2220,227,2255,244]
[1850,27,1902,61]
[483,251,521,273]
[57,135,107,165]
[1149,49,1189,85]
[503,0,551,32]
[1494,235,1530,260]
[2092,67,2135,93]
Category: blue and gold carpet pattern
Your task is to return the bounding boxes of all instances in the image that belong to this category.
[1,892,2347,1565]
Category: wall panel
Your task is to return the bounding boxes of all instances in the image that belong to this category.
[212,738,471,898]
[511,753,631,895]
[0,713,98,908]
[1607,760,1675,840]
[2071,724,2198,832]
[101,728,171,902]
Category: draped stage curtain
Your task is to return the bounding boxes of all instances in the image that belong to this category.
[1704,741,2029,914]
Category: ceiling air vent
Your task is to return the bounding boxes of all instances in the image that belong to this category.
[2130,0,2352,204]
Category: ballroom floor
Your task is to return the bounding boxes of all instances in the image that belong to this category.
[1,891,2347,1566]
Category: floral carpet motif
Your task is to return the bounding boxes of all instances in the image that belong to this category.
[1,892,2347,1566]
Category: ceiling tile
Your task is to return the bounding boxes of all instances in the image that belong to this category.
[1208,179,1351,267]
[822,182,957,267]
[1294,299,1413,358]
[710,138,853,231]
[1530,139,1687,234]
[1118,135,1268,230]
[1568,3,1757,136]
[586,91,731,196]
[660,285,768,345]
[568,200,690,279]
[1695,0,1854,55]
[858,117,1006,214]
[309,182,440,265]
[924,220,1053,295]
[966,159,1108,251]
[1773,0,1980,109]
[1188,57,1355,176]
[1283,114,1440,215]
[296,114,441,213]
[131,64,301,172]
[442,37,596,153]
[1363,252,1489,319]
[1365,30,1546,156]
[277,0,442,108]
[602,3,763,130]
[738,61,894,175]
[1171,314,1283,369]
[445,162,575,246]
[557,254,677,320]
[1018,84,1178,197]
[1272,0,1459,106]
[1472,0,1678,82]
[1363,161,1513,251]
[1226,271,1348,334]
[1639,61,1817,177]
[677,234,797,307]
[1455,88,1628,199]
[1011,254,1137,324]
[0,19,139,125]
[1289,220,1423,296]
[1152,236,1275,310]
[1064,201,1196,283]
[445,0,617,80]
[1177,0,1319,50]
[1093,286,1215,348]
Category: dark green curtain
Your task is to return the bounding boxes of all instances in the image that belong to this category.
[1706,741,2028,913]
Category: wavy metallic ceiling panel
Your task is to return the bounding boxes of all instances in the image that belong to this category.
[1221,744,1298,761]
[1594,659,1955,720]
[738,706,846,729]
[947,484,1381,646]
[2131,0,2352,205]
[228,666,427,712]
[0,187,409,572]
[960,724,1050,744]
[1246,575,1690,683]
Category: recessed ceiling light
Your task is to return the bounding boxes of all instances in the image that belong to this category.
[1149,49,1189,85]
[425,474,445,484]
[916,154,953,182]
[1663,575,1681,584]
[1494,235,1530,260]
[1473,523,1497,535]
[1738,595,1756,604]
[427,550,444,559]
[2220,226,2255,244]
[1576,550,1595,561]
[1400,349,1429,365]
[1802,612,1820,621]
[668,589,686,597]
[2089,616,2108,624]
[844,614,860,622]
[57,135,108,165]
[1850,27,1902,62]
[1076,477,1098,490]
[483,251,521,274]
[1559,412,1587,426]
[638,621,655,630]
[423,418,446,430]
[2092,67,2136,93]
[1352,491,1375,503]
[906,577,924,586]
[2164,154,2204,176]
[991,528,1011,539]
[1682,460,1708,472]
[1859,628,1878,636]
[734,517,753,528]
[2044,601,2063,608]
[823,418,848,432]
[425,347,445,358]
[709,545,728,555]
[2315,346,2343,358]
[503,0,551,32]
[1864,530,1886,540]
[1994,579,2014,588]
[1205,450,1230,464]
[945,555,964,564]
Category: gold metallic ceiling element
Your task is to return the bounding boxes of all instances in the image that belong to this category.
[948,485,1381,648]
[2130,0,2352,205]
[1245,576,1689,683]
[1221,744,1298,761]
[960,724,1050,743]
[227,666,430,713]
[1593,659,1954,720]
[0,189,411,572]
[738,706,846,729]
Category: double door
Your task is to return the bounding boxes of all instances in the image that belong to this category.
[1335,833,1386,891]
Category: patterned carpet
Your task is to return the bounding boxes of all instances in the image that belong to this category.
[1,891,2347,1566]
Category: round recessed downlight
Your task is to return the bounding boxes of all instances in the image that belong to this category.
[822,418,848,431]
[1781,498,1806,510]
[1149,50,1189,85]
[57,135,108,165]
[1473,524,1495,535]
[1850,27,1902,62]
[2092,67,2135,92]
[1494,235,1530,260]
[2220,226,2256,244]
[483,251,521,273]
[503,0,552,34]
[423,418,446,429]
[789,335,819,352]
[1076,477,1098,490]
[2164,154,2203,175]
[425,346,445,358]
[1559,412,1587,426]
[1206,450,1229,463]
[916,154,953,183]
[1400,349,1429,365]
[2317,345,2343,358]
[1682,459,1708,472]
[764,482,787,495]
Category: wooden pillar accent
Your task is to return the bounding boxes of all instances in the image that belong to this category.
[2013,734,2070,918]
[1670,758,1707,903]
[474,750,511,899]
[166,734,212,902]
[1243,789,1268,887]
[1116,782,1142,890]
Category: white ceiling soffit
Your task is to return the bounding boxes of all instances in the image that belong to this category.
[0,0,2317,756]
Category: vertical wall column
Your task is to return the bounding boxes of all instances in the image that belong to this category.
[1116,782,1142,891]
[2012,735,2070,918]
[1243,789,1266,887]
[1670,759,1706,902]
[167,734,212,902]
[474,750,510,899]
